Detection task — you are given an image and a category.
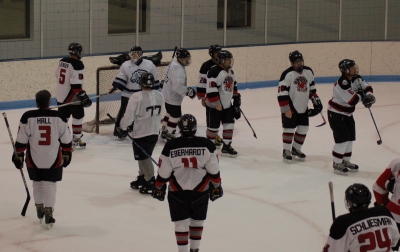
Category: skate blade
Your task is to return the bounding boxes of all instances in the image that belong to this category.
[282,158,292,163]
[72,146,86,150]
[39,217,44,224]
[293,156,305,162]
[333,169,348,176]
[347,168,359,172]
[47,223,54,230]
[221,153,237,158]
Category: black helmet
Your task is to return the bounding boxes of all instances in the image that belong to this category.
[289,50,303,64]
[68,42,83,59]
[339,59,356,74]
[178,114,197,137]
[218,50,233,60]
[176,48,191,66]
[345,183,371,213]
[140,73,154,88]
[209,44,222,57]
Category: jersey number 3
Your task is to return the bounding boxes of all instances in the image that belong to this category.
[38,125,51,145]
[358,228,391,252]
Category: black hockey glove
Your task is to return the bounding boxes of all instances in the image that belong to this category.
[387,177,395,194]
[311,96,323,113]
[12,152,24,169]
[62,151,72,168]
[233,106,241,120]
[116,127,128,139]
[307,108,319,117]
[152,184,166,201]
[77,91,92,108]
[186,87,197,99]
[209,183,223,202]
[362,94,376,108]
[233,93,241,107]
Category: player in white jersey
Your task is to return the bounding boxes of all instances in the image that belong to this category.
[206,50,241,158]
[372,158,400,250]
[118,73,165,193]
[12,90,73,228]
[327,59,376,175]
[161,48,196,140]
[323,183,399,252]
[110,46,160,138]
[152,114,222,252]
[196,44,224,148]
[277,50,323,162]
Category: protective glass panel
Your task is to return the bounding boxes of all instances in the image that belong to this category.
[387,0,400,40]
[108,0,147,34]
[0,0,30,40]
[267,0,297,44]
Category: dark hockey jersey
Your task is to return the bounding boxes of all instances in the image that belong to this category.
[196,59,217,100]
[55,57,85,104]
[16,109,73,169]
[156,136,221,192]
[206,65,239,109]
[323,206,400,252]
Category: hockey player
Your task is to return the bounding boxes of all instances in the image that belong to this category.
[110,46,160,139]
[161,48,196,140]
[196,44,223,148]
[323,183,400,252]
[153,114,222,252]
[328,59,376,175]
[118,73,165,193]
[55,42,92,149]
[12,90,73,229]
[277,50,323,162]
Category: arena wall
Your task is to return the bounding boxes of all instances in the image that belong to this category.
[0,41,399,110]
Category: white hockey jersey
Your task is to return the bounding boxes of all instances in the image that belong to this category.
[55,57,85,104]
[113,59,160,98]
[205,65,238,109]
[277,66,316,114]
[16,109,73,169]
[161,58,188,106]
[120,90,165,139]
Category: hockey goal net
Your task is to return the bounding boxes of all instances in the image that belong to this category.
[82,62,170,134]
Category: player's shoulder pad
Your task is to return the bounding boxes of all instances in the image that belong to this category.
[199,60,215,74]
[63,58,84,70]
[279,67,294,81]
[207,65,223,78]
[337,76,351,89]
[302,66,314,74]
[21,109,68,124]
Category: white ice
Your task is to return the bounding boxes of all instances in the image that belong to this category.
[1,83,399,252]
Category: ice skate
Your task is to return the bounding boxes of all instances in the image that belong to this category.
[130,175,145,189]
[291,147,306,161]
[282,149,292,163]
[342,160,359,172]
[139,177,155,194]
[221,142,237,158]
[214,134,223,149]
[35,203,45,224]
[190,249,199,252]
[44,207,55,229]
[72,135,86,150]
[161,130,176,141]
[333,162,348,176]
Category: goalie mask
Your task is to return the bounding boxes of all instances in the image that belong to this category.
[130,46,143,60]
[140,72,155,89]
[178,114,197,137]
[289,50,304,72]
[344,183,371,213]
[68,42,83,59]
[339,59,358,76]
[218,50,234,69]
[176,48,192,66]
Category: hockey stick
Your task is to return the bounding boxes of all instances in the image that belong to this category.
[316,113,326,127]
[2,112,31,217]
[50,92,110,109]
[358,84,382,145]
[106,113,158,166]
[239,108,257,139]
[329,181,336,221]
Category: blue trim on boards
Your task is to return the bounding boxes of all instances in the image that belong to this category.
[1,75,399,110]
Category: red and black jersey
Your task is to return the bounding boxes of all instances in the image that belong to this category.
[196,59,217,100]
[206,65,238,109]
[55,57,85,104]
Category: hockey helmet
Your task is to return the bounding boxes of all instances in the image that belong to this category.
[218,50,234,69]
[345,183,371,213]
[209,44,222,57]
[176,48,191,66]
[289,50,303,64]
[130,46,143,59]
[68,42,83,59]
[140,73,155,89]
[339,59,356,74]
[178,114,197,137]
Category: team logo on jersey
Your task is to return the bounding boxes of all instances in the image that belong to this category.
[130,69,148,84]
[294,76,308,92]
[79,74,83,80]
[224,76,234,92]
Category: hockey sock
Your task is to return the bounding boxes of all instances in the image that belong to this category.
[72,117,84,136]
[189,219,204,250]
[175,218,190,252]
[332,142,348,164]
[33,181,44,204]
[343,141,353,162]
[162,113,170,131]
[222,123,234,143]
[292,125,308,150]
[167,116,179,133]
[206,128,218,140]
[282,128,295,150]
[42,181,57,208]
[138,159,154,180]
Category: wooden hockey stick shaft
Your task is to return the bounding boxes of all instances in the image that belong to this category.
[2,112,31,217]
[329,181,336,221]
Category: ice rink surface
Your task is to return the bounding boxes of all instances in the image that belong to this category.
[1,83,399,251]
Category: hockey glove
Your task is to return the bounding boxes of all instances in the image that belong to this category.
[77,91,92,108]
[209,183,223,202]
[311,96,323,113]
[233,106,241,120]
[387,177,395,194]
[362,94,376,108]
[12,152,24,169]
[307,108,319,117]
[62,151,72,168]
[186,87,197,99]
[115,127,128,139]
[152,184,166,201]
[160,80,164,90]
[233,93,241,107]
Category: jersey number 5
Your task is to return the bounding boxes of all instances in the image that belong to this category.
[58,69,66,84]
[358,228,391,252]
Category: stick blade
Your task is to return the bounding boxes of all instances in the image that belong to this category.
[21,192,30,217]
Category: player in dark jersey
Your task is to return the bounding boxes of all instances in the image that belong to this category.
[277,50,323,163]
[12,90,73,229]
[153,114,222,252]
[55,42,92,149]
[328,59,376,175]
[323,183,399,252]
